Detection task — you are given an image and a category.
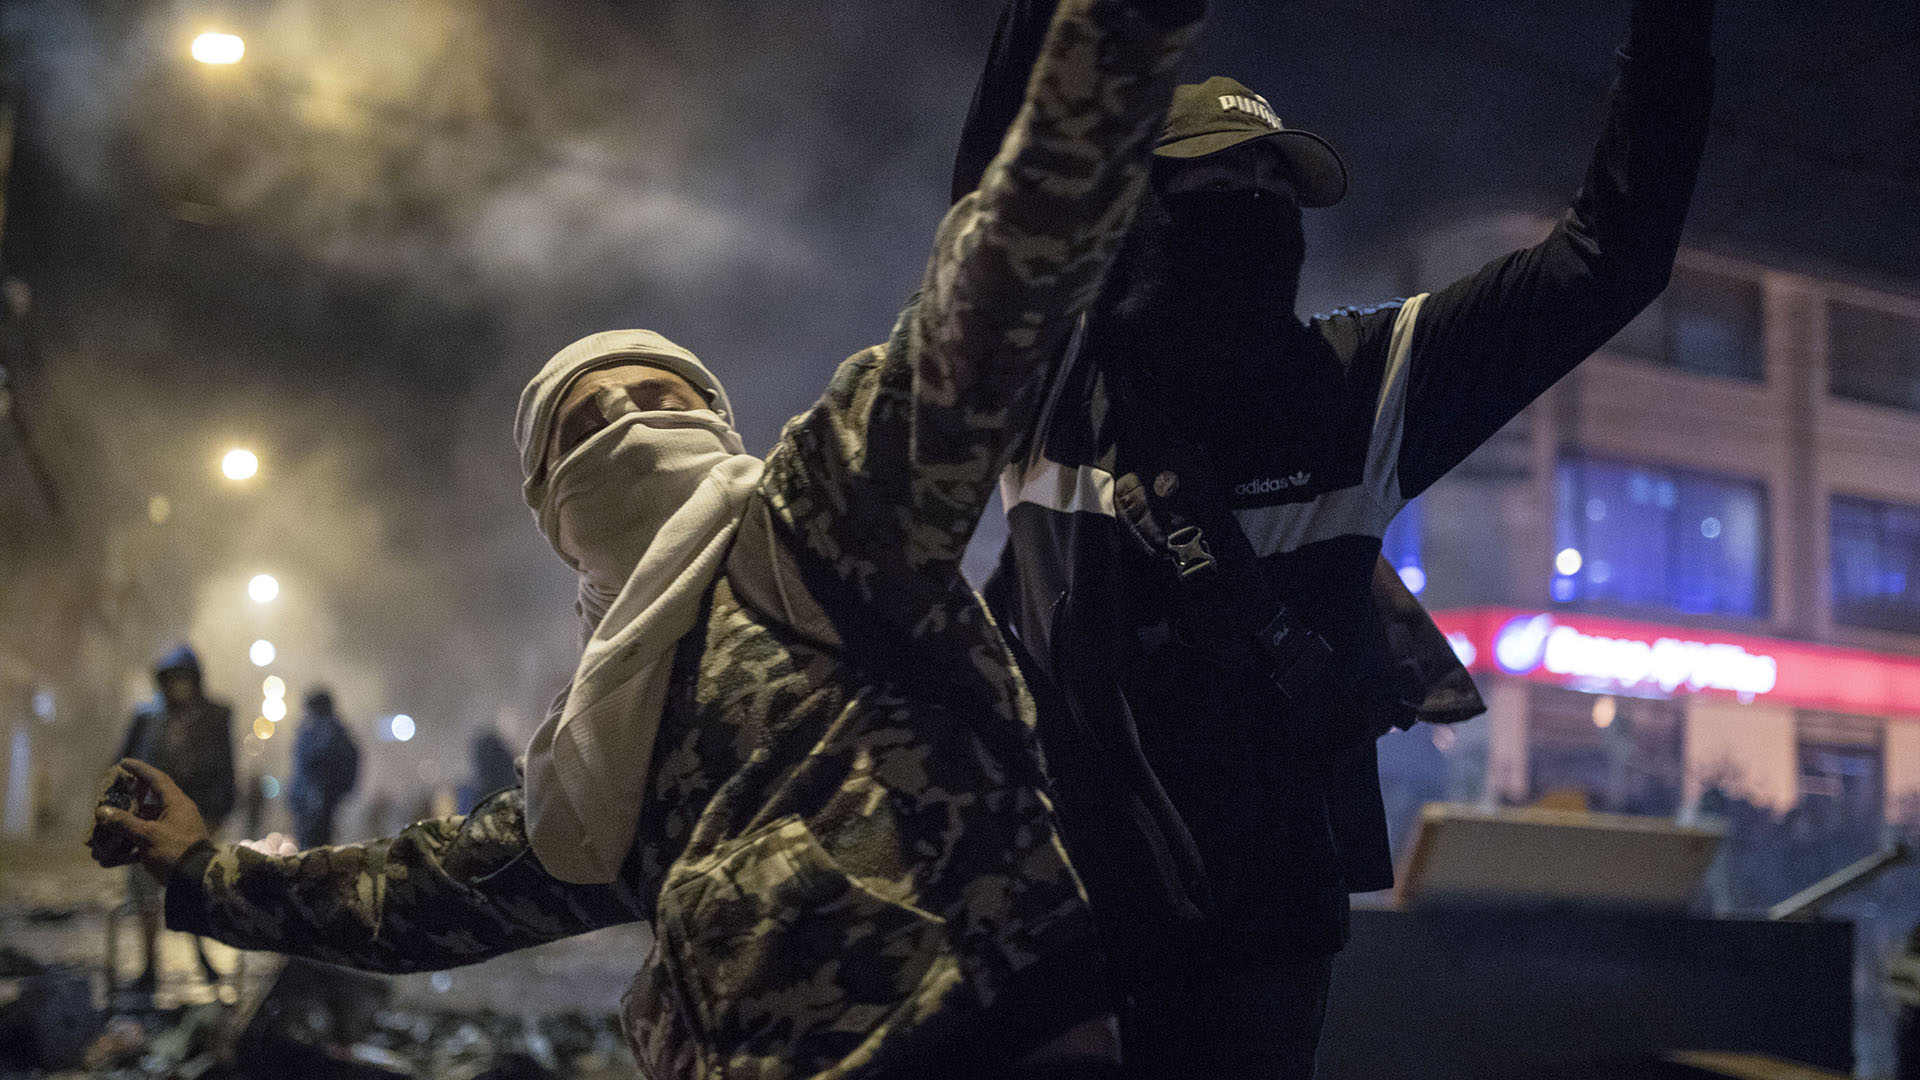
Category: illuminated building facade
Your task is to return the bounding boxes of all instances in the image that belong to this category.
[1393,225,1920,829]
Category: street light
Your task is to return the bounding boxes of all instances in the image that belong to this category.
[247,573,279,603]
[221,448,259,481]
[191,33,245,66]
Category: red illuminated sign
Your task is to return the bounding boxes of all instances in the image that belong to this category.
[1432,607,1920,718]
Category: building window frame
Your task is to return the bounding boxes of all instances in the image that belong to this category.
[1795,711,1885,834]
[1555,453,1772,620]
[1828,295,1920,414]
[1829,492,1920,634]
[1606,262,1767,383]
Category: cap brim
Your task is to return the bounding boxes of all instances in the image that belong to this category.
[1154,129,1349,208]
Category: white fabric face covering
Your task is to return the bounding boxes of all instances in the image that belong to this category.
[514,330,765,884]
[544,408,746,630]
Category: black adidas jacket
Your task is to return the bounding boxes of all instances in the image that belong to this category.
[955,0,1715,964]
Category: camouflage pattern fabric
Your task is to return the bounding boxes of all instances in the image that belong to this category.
[166,1,1202,1076]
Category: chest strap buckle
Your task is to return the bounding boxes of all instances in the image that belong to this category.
[1165,526,1216,580]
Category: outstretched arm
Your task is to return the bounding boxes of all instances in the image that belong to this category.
[95,760,644,973]
[1393,0,1716,497]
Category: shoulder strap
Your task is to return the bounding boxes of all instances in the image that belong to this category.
[1103,363,1335,701]
[1103,355,1482,726]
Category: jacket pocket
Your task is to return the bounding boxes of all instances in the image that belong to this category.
[655,816,949,1078]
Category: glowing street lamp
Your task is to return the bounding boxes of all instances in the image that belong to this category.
[248,573,279,603]
[221,448,259,481]
[191,32,245,65]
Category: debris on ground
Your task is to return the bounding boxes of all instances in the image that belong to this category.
[0,948,636,1080]
[0,960,105,1072]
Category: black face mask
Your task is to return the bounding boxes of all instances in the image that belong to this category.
[1091,187,1339,457]
[1158,189,1306,325]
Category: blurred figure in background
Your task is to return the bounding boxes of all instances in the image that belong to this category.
[288,688,360,849]
[115,643,235,991]
[240,768,267,839]
[458,726,519,814]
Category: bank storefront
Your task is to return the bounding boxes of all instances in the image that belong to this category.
[1430,608,1920,823]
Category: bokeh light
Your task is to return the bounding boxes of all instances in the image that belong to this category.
[263,696,287,722]
[248,573,280,603]
[191,32,245,65]
[391,714,416,742]
[262,675,286,699]
[221,448,259,480]
[249,639,276,666]
[253,716,275,740]
[1592,694,1618,730]
[1555,547,1585,577]
[261,775,281,799]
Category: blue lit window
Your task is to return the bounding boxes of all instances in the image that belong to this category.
[1554,456,1769,617]
[1831,495,1920,633]
[1383,496,1425,595]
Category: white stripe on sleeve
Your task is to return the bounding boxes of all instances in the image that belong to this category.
[1000,458,1117,518]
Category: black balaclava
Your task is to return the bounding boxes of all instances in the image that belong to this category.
[1159,188,1306,323]
[1091,179,1343,460]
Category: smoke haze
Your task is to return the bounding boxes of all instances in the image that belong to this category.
[1,0,1912,818]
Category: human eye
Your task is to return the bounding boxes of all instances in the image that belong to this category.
[552,401,608,462]
[629,382,687,412]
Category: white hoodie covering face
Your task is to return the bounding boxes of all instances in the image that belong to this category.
[513,330,765,884]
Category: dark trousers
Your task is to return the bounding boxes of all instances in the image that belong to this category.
[293,805,336,850]
[1120,953,1335,1080]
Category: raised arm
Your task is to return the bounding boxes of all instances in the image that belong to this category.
[763,0,1202,613]
[164,788,647,973]
[950,0,1062,205]
[1394,0,1715,497]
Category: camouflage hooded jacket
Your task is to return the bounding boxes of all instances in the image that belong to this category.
[164,1,1204,1077]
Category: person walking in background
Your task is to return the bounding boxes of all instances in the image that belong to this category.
[458,726,519,814]
[288,688,360,849]
[114,644,235,992]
